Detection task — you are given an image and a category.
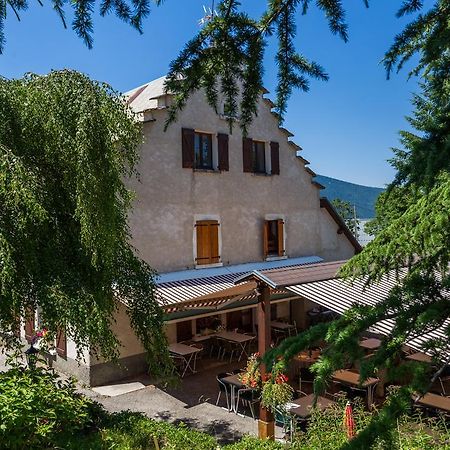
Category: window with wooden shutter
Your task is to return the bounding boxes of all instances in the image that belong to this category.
[270,141,280,175]
[56,328,67,358]
[24,309,35,343]
[194,132,213,169]
[263,219,285,258]
[196,220,220,265]
[242,137,253,172]
[182,128,195,168]
[217,133,229,171]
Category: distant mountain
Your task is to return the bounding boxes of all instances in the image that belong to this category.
[315,175,384,219]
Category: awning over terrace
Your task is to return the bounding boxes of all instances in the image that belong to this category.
[156,256,322,313]
[285,269,450,356]
[231,260,448,359]
[157,257,448,358]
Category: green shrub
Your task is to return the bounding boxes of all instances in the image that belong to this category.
[292,394,450,450]
[2,366,450,450]
[223,435,286,449]
[101,411,217,450]
[0,366,94,449]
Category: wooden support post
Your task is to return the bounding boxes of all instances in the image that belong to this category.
[257,284,275,440]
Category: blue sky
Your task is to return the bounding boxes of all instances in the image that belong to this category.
[0,0,425,187]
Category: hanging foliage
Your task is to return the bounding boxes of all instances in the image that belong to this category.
[0,70,172,378]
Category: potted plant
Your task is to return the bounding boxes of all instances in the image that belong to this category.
[261,362,294,412]
[239,352,262,390]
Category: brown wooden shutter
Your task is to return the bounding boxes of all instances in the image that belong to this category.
[263,221,269,258]
[56,328,67,358]
[242,138,253,172]
[196,220,220,264]
[196,221,210,264]
[270,141,280,175]
[182,128,195,168]
[210,222,220,263]
[218,133,229,171]
[24,310,35,343]
[277,219,285,256]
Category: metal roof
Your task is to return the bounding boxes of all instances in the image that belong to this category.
[124,75,168,114]
[286,270,450,358]
[235,260,346,289]
[156,256,322,310]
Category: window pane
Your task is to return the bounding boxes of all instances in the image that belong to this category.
[253,141,266,173]
[202,135,212,168]
[194,133,213,169]
[194,134,201,168]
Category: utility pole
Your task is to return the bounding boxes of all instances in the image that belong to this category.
[353,204,358,241]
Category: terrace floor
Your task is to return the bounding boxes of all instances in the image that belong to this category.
[84,357,284,444]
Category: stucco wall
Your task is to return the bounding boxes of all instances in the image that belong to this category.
[318,208,356,261]
[91,302,145,364]
[127,89,355,273]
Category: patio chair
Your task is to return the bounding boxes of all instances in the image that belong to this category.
[170,354,186,376]
[439,366,450,395]
[216,372,232,411]
[244,332,257,353]
[274,406,296,442]
[208,336,222,359]
[236,388,260,419]
[188,342,204,370]
[299,367,314,393]
[273,328,288,345]
[217,337,239,362]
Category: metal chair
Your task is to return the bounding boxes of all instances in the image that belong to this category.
[274,406,296,441]
[216,372,231,411]
[299,367,314,393]
[244,332,257,353]
[170,354,186,376]
[217,337,239,362]
[236,388,260,419]
[439,366,450,395]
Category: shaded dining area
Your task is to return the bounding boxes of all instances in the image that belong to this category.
[157,259,450,440]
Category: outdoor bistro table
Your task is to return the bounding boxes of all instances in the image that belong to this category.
[406,352,433,363]
[359,338,382,351]
[168,343,201,377]
[414,392,450,413]
[191,334,214,342]
[222,373,245,413]
[332,369,379,408]
[215,331,255,361]
[296,350,320,367]
[285,394,335,419]
[271,321,296,336]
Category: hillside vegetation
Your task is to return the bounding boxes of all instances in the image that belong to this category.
[316,175,384,218]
